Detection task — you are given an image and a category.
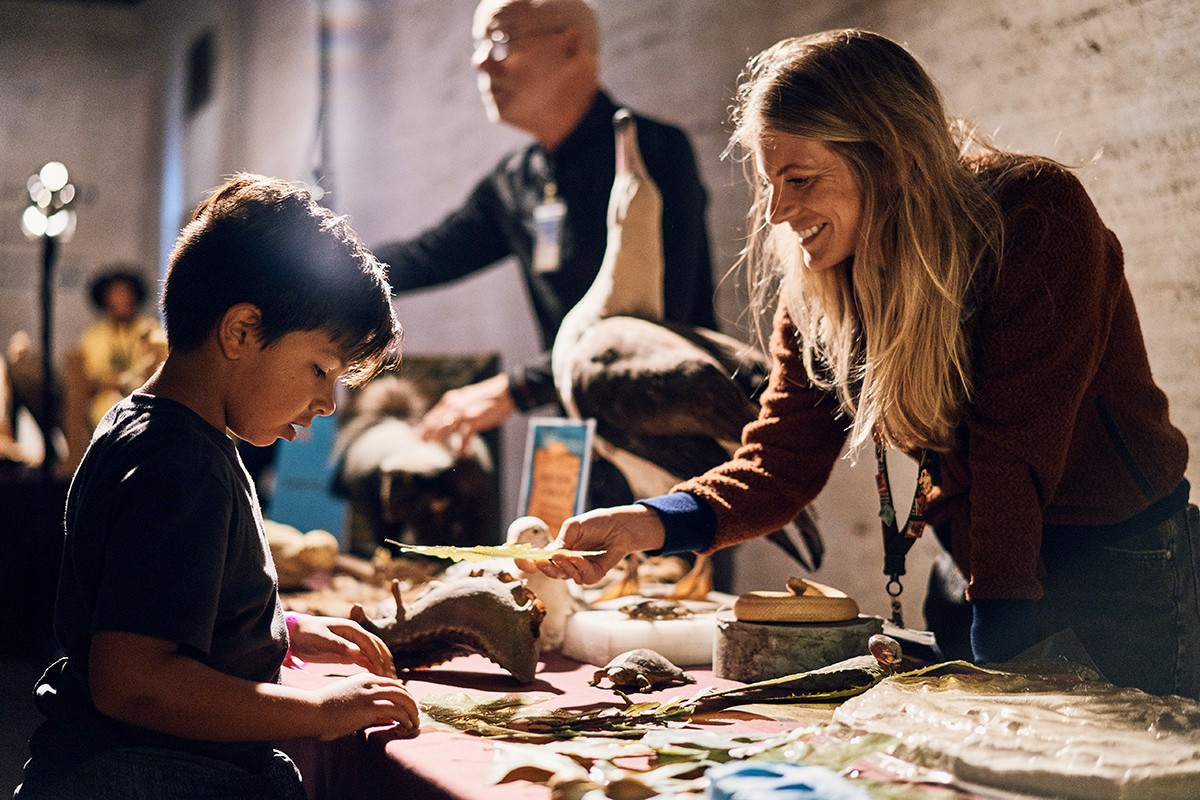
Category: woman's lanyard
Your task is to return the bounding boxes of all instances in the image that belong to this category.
[874,443,941,627]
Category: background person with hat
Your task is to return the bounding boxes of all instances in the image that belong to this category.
[66,266,167,460]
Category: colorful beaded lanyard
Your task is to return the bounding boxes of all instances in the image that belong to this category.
[874,443,941,628]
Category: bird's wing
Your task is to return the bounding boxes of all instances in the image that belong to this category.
[766,512,825,572]
[656,321,771,402]
[570,316,755,472]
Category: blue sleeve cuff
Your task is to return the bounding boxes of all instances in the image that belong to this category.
[637,492,717,556]
[970,598,1039,663]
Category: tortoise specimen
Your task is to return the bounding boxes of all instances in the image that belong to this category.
[589,648,695,693]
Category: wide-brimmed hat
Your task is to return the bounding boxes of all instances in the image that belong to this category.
[88,267,149,311]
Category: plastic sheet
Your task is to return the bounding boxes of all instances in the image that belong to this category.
[833,671,1200,799]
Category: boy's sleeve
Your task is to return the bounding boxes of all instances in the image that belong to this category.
[90,452,235,657]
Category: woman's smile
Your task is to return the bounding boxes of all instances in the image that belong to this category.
[796,222,826,242]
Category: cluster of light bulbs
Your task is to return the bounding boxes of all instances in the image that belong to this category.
[22,161,77,241]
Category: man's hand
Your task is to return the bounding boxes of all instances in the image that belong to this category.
[418,373,516,455]
[515,504,666,585]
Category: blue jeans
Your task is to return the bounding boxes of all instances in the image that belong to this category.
[15,746,306,800]
[926,501,1200,698]
[1037,503,1200,698]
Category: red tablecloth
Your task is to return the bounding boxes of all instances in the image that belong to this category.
[279,652,796,800]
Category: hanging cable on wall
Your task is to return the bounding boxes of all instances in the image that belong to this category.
[307,0,333,203]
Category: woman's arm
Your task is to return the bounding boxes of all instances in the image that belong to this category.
[672,304,847,550]
[525,305,846,583]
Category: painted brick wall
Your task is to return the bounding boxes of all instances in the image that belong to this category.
[0,3,162,356]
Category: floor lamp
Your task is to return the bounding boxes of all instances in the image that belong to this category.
[21,161,77,484]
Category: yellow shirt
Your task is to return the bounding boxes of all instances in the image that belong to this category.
[77,314,167,426]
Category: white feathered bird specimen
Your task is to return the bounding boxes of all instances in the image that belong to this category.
[550,110,823,586]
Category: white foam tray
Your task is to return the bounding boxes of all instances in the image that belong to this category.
[560,594,735,667]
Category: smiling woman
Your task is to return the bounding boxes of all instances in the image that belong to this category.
[729,32,997,456]
[524,29,1197,702]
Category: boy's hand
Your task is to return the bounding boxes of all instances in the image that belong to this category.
[514,504,666,585]
[287,614,396,678]
[314,673,419,740]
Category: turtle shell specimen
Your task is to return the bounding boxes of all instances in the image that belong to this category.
[589,648,695,693]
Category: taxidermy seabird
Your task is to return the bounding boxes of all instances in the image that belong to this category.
[550,110,823,585]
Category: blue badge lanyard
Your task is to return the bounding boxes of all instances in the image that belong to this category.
[874,443,940,627]
[532,177,566,274]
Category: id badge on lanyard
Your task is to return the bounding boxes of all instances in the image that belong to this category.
[533,180,566,273]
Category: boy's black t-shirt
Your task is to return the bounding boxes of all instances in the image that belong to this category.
[31,393,288,770]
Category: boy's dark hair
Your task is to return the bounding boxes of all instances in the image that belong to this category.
[163,174,400,386]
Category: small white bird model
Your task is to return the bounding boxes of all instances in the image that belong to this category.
[505,515,583,650]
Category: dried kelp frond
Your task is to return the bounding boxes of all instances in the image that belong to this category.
[700,654,1102,707]
[699,657,1006,705]
[420,691,701,742]
[469,658,1118,800]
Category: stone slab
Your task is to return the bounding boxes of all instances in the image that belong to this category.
[713,611,883,682]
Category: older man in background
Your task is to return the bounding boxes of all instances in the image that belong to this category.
[374,0,716,498]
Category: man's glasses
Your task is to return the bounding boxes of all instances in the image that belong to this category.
[472,28,563,63]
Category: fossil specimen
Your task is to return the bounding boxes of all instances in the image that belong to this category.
[350,570,545,683]
[619,598,695,620]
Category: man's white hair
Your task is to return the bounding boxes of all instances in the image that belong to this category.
[527,0,599,53]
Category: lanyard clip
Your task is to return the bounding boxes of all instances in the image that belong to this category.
[886,574,904,628]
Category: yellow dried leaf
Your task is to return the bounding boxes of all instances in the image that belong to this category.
[386,540,603,563]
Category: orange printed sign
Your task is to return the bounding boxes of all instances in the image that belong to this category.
[519,418,595,534]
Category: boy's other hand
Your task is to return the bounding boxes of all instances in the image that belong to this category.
[315,673,419,740]
[287,614,397,678]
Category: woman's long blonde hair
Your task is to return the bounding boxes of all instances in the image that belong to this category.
[727,30,1004,455]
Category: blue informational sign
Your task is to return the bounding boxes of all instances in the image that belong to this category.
[266,413,346,543]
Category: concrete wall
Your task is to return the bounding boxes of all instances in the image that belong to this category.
[0,2,161,354]
[1,0,1197,621]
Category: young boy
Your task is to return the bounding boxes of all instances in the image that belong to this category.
[16,175,418,800]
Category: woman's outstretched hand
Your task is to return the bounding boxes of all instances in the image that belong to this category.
[514,504,666,585]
